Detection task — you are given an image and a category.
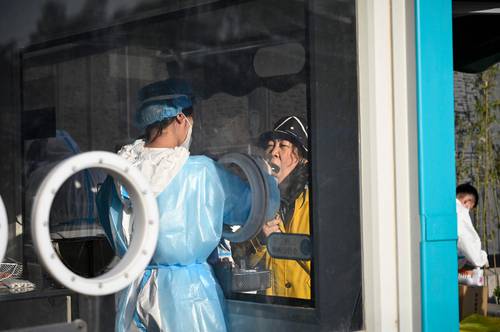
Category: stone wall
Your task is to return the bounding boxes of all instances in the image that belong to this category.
[22,46,307,158]
[454,66,500,254]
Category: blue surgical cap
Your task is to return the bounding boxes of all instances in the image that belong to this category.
[135,78,194,128]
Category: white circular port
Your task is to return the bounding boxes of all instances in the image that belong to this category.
[0,196,8,263]
[31,151,159,296]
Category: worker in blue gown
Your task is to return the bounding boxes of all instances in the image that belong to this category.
[96,78,278,332]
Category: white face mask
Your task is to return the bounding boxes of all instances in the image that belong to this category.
[180,115,192,150]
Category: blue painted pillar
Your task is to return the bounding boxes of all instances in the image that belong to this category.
[415,0,458,331]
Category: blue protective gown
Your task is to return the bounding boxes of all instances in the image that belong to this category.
[96,155,256,332]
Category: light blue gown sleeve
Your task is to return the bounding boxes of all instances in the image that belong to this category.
[214,159,280,225]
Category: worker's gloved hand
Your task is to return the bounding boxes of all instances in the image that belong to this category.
[252,154,280,176]
[262,217,282,238]
[264,159,280,176]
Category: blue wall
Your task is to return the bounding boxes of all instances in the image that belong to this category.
[415,0,458,331]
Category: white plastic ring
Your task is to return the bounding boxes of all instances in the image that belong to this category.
[0,196,8,263]
[31,151,159,296]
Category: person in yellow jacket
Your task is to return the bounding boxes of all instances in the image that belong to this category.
[248,116,311,300]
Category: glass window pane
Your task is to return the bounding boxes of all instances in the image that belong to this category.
[20,0,312,307]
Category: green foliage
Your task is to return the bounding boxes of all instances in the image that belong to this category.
[495,285,500,298]
[456,64,500,289]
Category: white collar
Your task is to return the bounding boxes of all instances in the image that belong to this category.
[118,139,189,196]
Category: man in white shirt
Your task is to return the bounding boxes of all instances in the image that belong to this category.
[456,183,488,268]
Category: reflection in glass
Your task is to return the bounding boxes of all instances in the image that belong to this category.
[17,0,311,307]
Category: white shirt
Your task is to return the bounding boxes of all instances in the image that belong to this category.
[456,199,488,268]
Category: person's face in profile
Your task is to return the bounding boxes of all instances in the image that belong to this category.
[458,193,476,210]
[266,139,300,184]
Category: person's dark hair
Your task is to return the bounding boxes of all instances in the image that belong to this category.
[144,109,193,144]
[180,107,193,118]
[456,183,479,208]
[292,144,307,160]
[278,161,308,224]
